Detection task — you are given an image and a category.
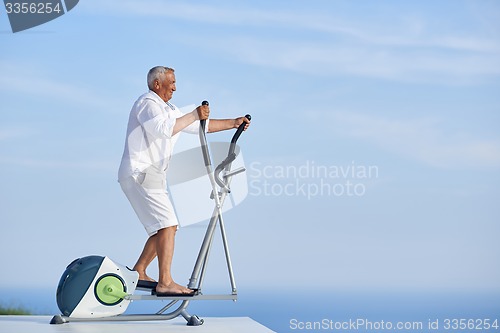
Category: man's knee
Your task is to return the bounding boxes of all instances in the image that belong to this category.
[158,225,177,235]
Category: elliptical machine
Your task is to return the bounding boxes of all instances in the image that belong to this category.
[51,102,251,326]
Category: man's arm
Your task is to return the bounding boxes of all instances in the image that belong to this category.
[172,104,210,136]
[208,117,250,133]
[172,111,198,136]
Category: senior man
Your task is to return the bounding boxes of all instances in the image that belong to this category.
[118,66,250,296]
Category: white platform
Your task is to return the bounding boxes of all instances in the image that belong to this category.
[0,315,276,333]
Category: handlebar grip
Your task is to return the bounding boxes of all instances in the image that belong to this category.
[230,114,251,146]
[200,101,209,131]
[199,100,210,166]
[238,114,251,131]
[215,114,252,189]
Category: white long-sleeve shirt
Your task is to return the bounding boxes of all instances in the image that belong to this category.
[118,90,208,181]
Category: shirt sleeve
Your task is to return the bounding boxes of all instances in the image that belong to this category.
[137,99,175,139]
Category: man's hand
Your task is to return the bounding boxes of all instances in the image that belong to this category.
[234,116,251,130]
[196,104,210,120]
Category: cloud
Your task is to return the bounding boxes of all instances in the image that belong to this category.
[0,61,110,110]
[81,0,298,26]
[0,127,35,141]
[314,111,500,169]
[83,1,500,51]
[0,156,115,171]
[204,36,500,83]
[77,1,500,84]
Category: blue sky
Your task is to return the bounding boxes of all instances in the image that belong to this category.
[1,0,499,297]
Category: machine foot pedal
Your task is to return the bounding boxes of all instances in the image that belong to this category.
[137,280,158,289]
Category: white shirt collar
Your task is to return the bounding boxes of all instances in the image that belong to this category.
[146,90,166,105]
[146,90,176,111]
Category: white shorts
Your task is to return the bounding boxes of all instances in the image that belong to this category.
[120,172,178,236]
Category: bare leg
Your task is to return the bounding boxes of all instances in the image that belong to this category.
[133,235,158,282]
[155,226,193,294]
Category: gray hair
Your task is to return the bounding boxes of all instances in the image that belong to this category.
[147,66,174,90]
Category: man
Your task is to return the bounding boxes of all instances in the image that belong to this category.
[118,66,250,295]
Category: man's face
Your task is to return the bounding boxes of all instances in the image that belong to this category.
[154,71,176,102]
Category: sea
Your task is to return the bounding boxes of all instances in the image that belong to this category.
[1,288,499,333]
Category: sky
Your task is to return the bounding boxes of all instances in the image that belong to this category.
[1,0,499,299]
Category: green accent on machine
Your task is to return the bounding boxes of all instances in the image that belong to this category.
[94,274,127,305]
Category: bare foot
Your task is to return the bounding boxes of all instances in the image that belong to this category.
[134,269,156,282]
[139,275,156,282]
[156,281,194,295]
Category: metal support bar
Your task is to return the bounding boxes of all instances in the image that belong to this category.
[224,167,246,178]
[128,294,237,301]
[51,299,191,324]
[188,204,220,289]
[196,211,218,292]
[218,213,237,294]
[156,300,179,314]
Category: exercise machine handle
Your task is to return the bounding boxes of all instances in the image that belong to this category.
[214,114,251,189]
[230,114,251,156]
[199,101,211,166]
